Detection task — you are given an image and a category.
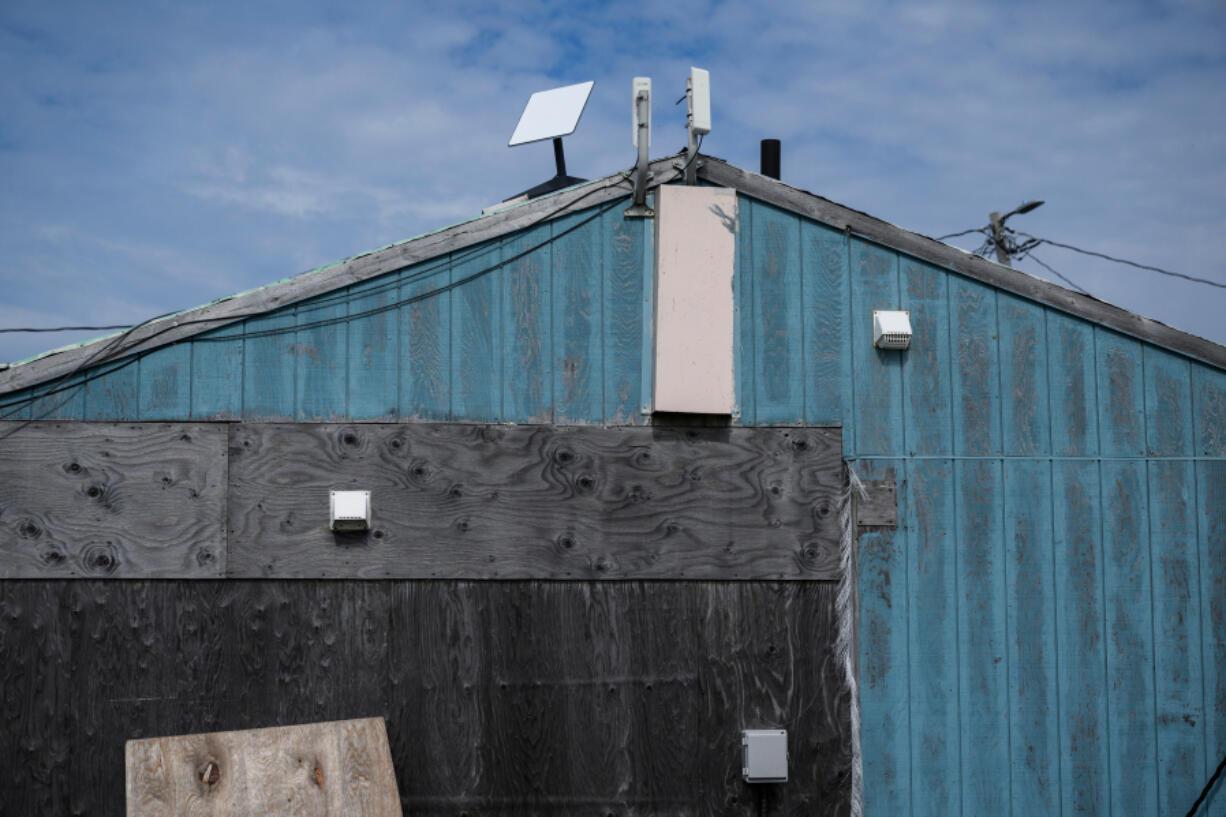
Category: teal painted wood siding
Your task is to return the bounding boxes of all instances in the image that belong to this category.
[732,197,1225,817]
[4,189,1225,817]
[7,203,650,426]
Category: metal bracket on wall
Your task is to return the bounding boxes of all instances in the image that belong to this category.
[856,479,897,529]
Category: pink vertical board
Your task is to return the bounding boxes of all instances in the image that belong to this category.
[653,185,738,414]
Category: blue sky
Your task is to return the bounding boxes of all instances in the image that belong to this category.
[2,0,1224,364]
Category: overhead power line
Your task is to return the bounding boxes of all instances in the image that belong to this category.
[1013,231,1226,290]
[0,324,134,335]
[1027,253,1090,296]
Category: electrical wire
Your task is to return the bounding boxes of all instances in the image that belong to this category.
[0,324,135,334]
[0,165,662,433]
[1013,231,1226,290]
[1185,752,1226,817]
[935,227,986,242]
[1027,253,1090,296]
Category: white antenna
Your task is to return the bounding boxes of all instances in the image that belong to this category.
[504,81,594,201]
[682,67,710,185]
[625,77,654,218]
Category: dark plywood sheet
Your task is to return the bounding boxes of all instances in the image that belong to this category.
[0,580,851,817]
[0,422,226,577]
[855,479,896,528]
[227,423,843,579]
[125,717,402,817]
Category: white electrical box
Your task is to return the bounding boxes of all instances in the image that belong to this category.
[329,490,371,532]
[873,310,912,350]
[742,729,788,783]
[689,67,711,135]
[631,76,651,148]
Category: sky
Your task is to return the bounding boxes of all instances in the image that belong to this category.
[2,0,1224,365]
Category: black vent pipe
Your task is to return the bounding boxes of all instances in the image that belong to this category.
[761,139,781,180]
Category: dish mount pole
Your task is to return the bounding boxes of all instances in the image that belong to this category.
[625,78,654,218]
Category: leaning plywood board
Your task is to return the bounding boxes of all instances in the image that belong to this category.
[125,717,401,817]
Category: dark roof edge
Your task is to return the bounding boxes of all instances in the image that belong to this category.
[700,158,1226,372]
[0,156,679,396]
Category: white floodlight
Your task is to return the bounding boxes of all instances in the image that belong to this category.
[508,81,594,146]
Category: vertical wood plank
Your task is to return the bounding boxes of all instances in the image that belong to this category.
[400,258,452,421]
[1101,459,1158,816]
[502,224,552,423]
[0,382,32,419]
[191,320,243,420]
[1191,362,1226,457]
[856,459,909,816]
[1149,460,1206,814]
[999,294,1051,456]
[957,458,1010,817]
[295,292,348,420]
[449,240,502,422]
[849,239,902,456]
[1053,460,1110,814]
[1004,458,1060,816]
[601,205,644,424]
[899,258,952,456]
[137,343,191,420]
[242,309,296,420]
[28,371,87,420]
[552,211,602,424]
[84,358,140,420]
[735,194,755,423]
[1096,329,1146,457]
[1197,460,1226,813]
[1047,311,1099,457]
[907,458,959,817]
[1144,346,1193,457]
[348,276,399,420]
[751,203,803,424]
[949,277,1001,456]
[801,218,852,431]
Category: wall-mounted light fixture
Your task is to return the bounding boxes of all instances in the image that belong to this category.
[873,310,912,350]
[330,490,371,532]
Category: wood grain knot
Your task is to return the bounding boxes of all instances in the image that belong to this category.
[64,461,82,474]
[200,761,220,786]
[80,543,119,575]
[17,519,41,539]
[39,548,66,566]
[313,763,323,787]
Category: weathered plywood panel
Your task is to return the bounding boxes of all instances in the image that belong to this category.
[1,579,852,817]
[653,185,737,415]
[1192,362,1226,457]
[856,459,910,817]
[1198,460,1226,804]
[1144,346,1194,457]
[226,423,843,579]
[125,718,402,817]
[0,422,226,577]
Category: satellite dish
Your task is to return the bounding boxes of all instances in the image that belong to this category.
[504,81,594,202]
[509,81,594,146]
